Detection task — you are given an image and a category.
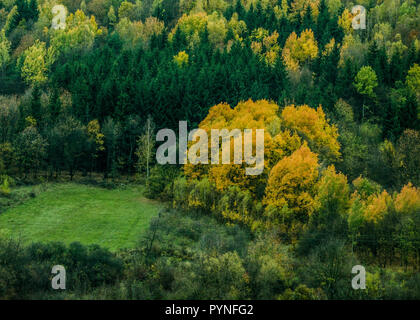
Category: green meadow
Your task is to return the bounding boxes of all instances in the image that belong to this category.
[0,184,161,251]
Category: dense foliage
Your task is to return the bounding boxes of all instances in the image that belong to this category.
[0,0,419,299]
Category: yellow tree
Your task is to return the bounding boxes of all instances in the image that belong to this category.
[281,104,341,162]
[290,0,320,20]
[406,63,420,102]
[169,12,208,49]
[263,144,319,237]
[50,10,102,53]
[394,183,420,216]
[185,99,287,194]
[251,28,280,66]
[282,29,318,71]
[338,8,353,34]
[169,11,228,49]
[364,190,392,224]
[173,51,189,67]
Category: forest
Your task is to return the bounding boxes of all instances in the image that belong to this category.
[0,0,419,300]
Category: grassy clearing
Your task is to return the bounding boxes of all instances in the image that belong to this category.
[0,183,161,251]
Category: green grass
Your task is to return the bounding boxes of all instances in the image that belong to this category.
[0,183,161,251]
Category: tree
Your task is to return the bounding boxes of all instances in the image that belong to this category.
[406,63,420,102]
[103,117,120,179]
[4,6,19,37]
[135,115,155,180]
[50,117,88,180]
[281,104,341,162]
[0,29,11,71]
[282,29,318,71]
[184,99,290,197]
[0,95,20,144]
[354,66,378,120]
[50,10,102,54]
[168,12,208,49]
[14,125,47,178]
[20,40,51,86]
[396,129,420,187]
[263,144,319,237]
[30,85,42,123]
[107,5,116,28]
[47,87,61,124]
[173,50,189,67]
[118,1,141,21]
[27,0,39,22]
[299,166,350,254]
[87,119,105,174]
[354,66,378,98]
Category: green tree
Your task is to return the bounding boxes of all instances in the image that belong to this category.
[406,63,420,103]
[103,117,120,179]
[0,29,11,72]
[20,40,52,86]
[107,5,117,28]
[50,117,88,180]
[354,66,378,120]
[14,125,47,178]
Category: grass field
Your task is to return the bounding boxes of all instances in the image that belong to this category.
[0,183,161,251]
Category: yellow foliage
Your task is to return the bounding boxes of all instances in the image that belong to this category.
[338,8,353,34]
[251,29,280,66]
[281,105,341,161]
[364,190,392,224]
[322,38,336,56]
[173,51,189,67]
[394,183,420,215]
[263,144,319,219]
[87,120,105,154]
[169,12,228,49]
[227,13,247,41]
[21,40,49,85]
[51,10,102,52]
[282,29,318,71]
[184,101,341,198]
[290,0,320,20]
[185,99,284,193]
[169,12,205,47]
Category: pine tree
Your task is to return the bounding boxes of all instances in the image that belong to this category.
[234,0,246,21]
[30,85,42,124]
[48,87,61,124]
[301,5,314,33]
[28,0,39,22]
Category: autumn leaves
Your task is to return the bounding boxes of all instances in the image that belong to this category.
[172,99,341,232]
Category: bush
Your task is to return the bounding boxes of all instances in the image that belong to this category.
[0,175,13,196]
[144,165,179,201]
[0,239,123,299]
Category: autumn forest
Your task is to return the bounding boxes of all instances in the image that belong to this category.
[0,0,419,300]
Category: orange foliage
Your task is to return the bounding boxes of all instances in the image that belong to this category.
[263,144,319,220]
[394,183,420,215]
[185,99,288,193]
[364,191,392,224]
[281,105,341,162]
